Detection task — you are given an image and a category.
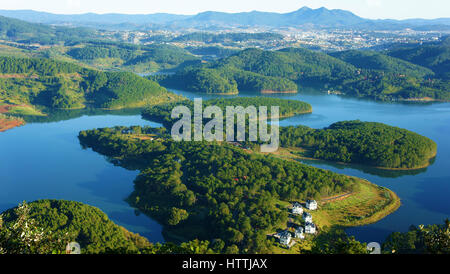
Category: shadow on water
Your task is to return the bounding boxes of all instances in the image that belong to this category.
[21,107,145,124]
[345,225,399,245]
[413,176,450,216]
[298,158,432,179]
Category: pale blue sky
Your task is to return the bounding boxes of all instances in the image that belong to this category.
[1,0,449,19]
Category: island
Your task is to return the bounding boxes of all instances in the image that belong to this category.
[278,120,437,170]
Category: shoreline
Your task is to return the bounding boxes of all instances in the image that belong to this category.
[0,117,25,132]
[282,147,436,171]
[261,90,298,94]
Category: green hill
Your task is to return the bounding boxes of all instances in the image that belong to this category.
[154,46,449,101]
[331,50,434,78]
[0,15,97,44]
[387,37,450,79]
[0,200,150,254]
[280,120,437,169]
[154,47,356,94]
[66,43,199,73]
[0,56,182,114]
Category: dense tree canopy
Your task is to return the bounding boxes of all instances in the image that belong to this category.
[382,219,449,254]
[280,120,437,169]
[142,97,312,128]
[78,126,358,253]
[387,37,450,80]
[0,15,98,45]
[0,200,151,254]
[65,43,199,73]
[0,56,182,112]
[154,46,449,101]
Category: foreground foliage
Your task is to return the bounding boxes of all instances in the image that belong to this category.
[0,200,150,254]
[382,219,450,254]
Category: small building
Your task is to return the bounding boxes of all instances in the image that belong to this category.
[122,129,135,134]
[303,212,312,223]
[295,227,305,239]
[306,199,318,210]
[279,230,291,246]
[291,202,303,215]
[305,222,316,234]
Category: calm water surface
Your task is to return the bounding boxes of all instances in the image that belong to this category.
[1,88,449,244]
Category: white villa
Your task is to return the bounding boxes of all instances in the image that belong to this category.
[303,212,312,223]
[306,199,318,210]
[294,227,305,239]
[122,129,135,134]
[305,222,317,234]
[291,202,303,215]
[279,230,292,246]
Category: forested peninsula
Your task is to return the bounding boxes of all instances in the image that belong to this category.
[77,126,399,254]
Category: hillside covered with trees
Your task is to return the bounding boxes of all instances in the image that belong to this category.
[0,56,182,114]
[387,37,450,80]
[65,42,199,73]
[153,46,449,101]
[0,15,98,45]
[279,120,437,169]
[0,200,151,254]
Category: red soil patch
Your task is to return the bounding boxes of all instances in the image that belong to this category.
[0,105,10,113]
[0,118,24,132]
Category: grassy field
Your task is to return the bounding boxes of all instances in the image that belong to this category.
[258,146,401,254]
[269,180,400,254]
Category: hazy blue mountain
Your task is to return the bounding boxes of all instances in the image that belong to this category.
[0,7,449,30]
[0,9,191,25]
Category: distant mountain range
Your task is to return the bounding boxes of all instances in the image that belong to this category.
[0,7,449,31]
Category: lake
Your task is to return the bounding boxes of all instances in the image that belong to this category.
[1,88,449,245]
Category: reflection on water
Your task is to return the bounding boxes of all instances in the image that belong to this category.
[22,107,145,124]
[298,158,431,179]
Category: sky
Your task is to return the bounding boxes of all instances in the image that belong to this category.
[0,0,449,20]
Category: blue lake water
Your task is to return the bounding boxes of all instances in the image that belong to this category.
[1,88,449,245]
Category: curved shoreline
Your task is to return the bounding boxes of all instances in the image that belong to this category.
[284,147,437,171]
